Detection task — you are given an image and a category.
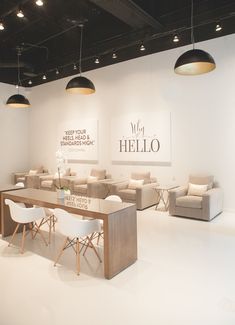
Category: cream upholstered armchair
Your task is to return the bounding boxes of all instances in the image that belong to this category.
[169,175,223,221]
[70,169,110,196]
[111,172,159,210]
[13,166,49,188]
[39,168,77,191]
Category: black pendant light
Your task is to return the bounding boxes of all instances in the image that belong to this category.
[174,0,216,75]
[6,49,30,108]
[66,24,95,94]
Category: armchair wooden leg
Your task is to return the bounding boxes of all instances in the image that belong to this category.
[54,237,68,267]
[8,223,20,247]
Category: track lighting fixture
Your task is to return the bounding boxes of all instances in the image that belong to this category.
[215,23,222,32]
[6,49,30,108]
[174,0,216,75]
[112,52,117,59]
[42,74,47,80]
[0,22,5,31]
[95,58,100,64]
[173,35,179,43]
[56,69,59,75]
[140,44,145,51]
[36,0,44,6]
[28,80,32,85]
[17,9,24,18]
[73,63,77,70]
[66,24,95,95]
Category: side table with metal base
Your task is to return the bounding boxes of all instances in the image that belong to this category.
[155,185,178,211]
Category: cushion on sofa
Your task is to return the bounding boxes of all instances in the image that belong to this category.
[28,169,38,175]
[74,184,88,195]
[17,177,26,182]
[118,189,136,201]
[188,183,208,196]
[131,172,151,184]
[189,175,214,190]
[128,179,144,190]
[87,176,98,183]
[41,180,53,188]
[176,196,202,209]
[90,169,106,180]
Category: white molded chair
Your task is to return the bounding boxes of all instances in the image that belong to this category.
[5,199,48,254]
[105,195,122,202]
[54,208,102,275]
[97,195,122,245]
[34,207,56,244]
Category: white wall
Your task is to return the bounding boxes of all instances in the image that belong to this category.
[28,33,235,210]
[0,83,29,183]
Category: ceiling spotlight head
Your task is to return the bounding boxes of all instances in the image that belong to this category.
[28,80,32,85]
[36,0,44,6]
[6,94,30,108]
[56,69,59,75]
[140,44,146,51]
[112,52,117,59]
[17,9,24,18]
[73,63,77,70]
[66,76,95,95]
[0,22,5,30]
[42,74,47,80]
[173,35,179,43]
[174,49,216,75]
[215,23,222,32]
[95,58,100,64]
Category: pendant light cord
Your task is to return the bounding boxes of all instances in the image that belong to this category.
[17,50,22,94]
[191,0,195,49]
[79,24,83,76]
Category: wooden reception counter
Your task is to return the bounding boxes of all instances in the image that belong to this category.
[1,188,137,279]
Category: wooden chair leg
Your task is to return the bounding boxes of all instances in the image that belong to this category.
[36,225,48,246]
[84,235,102,263]
[54,237,68,266]
[8,223,20,247]
[76,239,80,275]
[20,225,26,254]
[48,216,52,244]
[29,222,34,239]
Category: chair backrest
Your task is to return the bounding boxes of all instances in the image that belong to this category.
[5,199,46,223]
[189,175,214,190]
[54,208,100,238]
[105,195,122,202]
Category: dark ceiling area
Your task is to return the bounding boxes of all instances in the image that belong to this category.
[0,0,235,87]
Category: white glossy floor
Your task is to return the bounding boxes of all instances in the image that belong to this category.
[1,208,235,325]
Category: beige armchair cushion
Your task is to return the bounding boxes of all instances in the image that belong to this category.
[28,169,38,175]
[118,189,136,201]
[90,169,106,180]
[131,172,151,184]
[176,196,202,209]
[128,179,144,189]
[187,183,208,196]
[41,180,53,188]
[74,184,88,195]
[87,176,98,183]
[189,175,214,190]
